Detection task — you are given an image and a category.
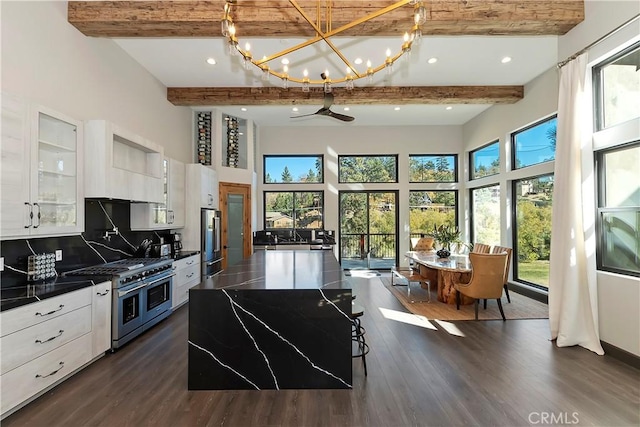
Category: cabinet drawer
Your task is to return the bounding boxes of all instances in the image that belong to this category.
[1,287,91,337]
[173,255,200,271]
[1,333,92,416]
[173,278,199,309]
[1,305,92,375]
[177,264,200,285]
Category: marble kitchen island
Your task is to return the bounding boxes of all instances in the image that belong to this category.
[188,250,353,390]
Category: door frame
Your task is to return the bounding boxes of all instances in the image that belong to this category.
[219,182,252,269]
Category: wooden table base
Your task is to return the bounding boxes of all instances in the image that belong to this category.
[418,264,474,305]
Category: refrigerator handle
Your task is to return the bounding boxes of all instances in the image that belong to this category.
[214,214,221,253]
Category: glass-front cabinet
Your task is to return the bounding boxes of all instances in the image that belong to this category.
[0,93,83,238]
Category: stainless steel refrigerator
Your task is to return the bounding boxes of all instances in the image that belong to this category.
[201,208,222,279]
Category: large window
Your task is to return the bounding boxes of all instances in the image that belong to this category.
[409,155,457,182]
[594,43,640,130]
[409,190,457,236]
[264,191,323,230]
[338,155,397,183]
[470,141,500,180]
[512,116,557,169]
[264,155,323,183]
[596,142,640,276]
[470,185,500,246]
[513,175,554,288]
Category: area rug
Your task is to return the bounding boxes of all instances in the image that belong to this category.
[380,276,548,321]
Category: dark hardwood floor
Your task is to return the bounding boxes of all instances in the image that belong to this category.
[4,275,639,426]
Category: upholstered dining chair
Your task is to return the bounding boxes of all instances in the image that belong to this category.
[471,243,491,253]
[454,252,508,320]
[490,245,513,303]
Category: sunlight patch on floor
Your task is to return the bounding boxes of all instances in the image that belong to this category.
[378,307,437,330]
[434,319,466,337]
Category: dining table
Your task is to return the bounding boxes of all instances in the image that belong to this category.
[405,251,475,305]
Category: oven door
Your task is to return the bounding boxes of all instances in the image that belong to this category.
[142,274,173,326]
[113,281,146,344]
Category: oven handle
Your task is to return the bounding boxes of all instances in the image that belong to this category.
[117,273,175,298]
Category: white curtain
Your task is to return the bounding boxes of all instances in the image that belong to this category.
[549,53,604,355]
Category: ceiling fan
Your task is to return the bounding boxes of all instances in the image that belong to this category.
[291,91,355,122]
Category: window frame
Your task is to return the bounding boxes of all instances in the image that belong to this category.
[469,140,500,180]
[594,141,640,277]
[408,154,458,183]
[511,115,558,170]
[263,190,325,231]
[263,154,324,184]
[593,41,640,132]
[337,154,399,184]
[511,173,555,289]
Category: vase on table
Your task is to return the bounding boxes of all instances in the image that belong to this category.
[436,248,451,259]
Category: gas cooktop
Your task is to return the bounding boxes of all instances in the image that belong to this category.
[64,258,173,278]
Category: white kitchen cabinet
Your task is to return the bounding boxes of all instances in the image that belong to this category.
[187,163,219,209]
[172,254,201,309]
[1,93,84,238]
[0,287,93,418]
[84,120,164,203]
[130,157,185,230]
[91,281,112,358]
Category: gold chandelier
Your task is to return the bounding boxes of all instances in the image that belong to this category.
[221,0,427,92]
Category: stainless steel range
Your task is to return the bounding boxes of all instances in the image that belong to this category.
[65,258,174,350]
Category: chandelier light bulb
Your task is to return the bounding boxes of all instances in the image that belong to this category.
[415,4,427,25]
[245,42,251,51]
[229,24,236,37]
[412,26,422,45]
[221,19,231,37]
[282,76,289,89]
[283,65,289,73]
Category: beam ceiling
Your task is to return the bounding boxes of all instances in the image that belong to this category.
[68,1,584,38]
[167,86,524,107]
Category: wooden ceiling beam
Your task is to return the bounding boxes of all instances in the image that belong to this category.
[167,86,524,106]
[68,1,583,38]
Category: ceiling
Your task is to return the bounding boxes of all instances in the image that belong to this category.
[68,1,582,127]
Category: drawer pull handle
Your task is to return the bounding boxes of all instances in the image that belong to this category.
[97,289,110,296]
[186,272,194,278]
[35,304,64,316]
[35,361,64,379]
[35,329,64,344]
[186,260,194,265]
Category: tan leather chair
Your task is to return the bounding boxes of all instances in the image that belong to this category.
[491,245,513,303]
[454,252,508,320]
[471,243,491,253]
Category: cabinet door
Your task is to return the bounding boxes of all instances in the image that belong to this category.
[168,158,185,228]
[31,107,84,235]
[1,93,31,237]
[91,281,112,358]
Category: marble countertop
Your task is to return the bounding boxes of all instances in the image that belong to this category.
[1,277,99,312]
[192,250,351,291]
[173,250,200,260]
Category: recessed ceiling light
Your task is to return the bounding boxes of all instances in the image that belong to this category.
[427,57,438,64]
[446,106,453,110]
[344,107,350,111]
[206,58,216,65]
[501,56,512,64]
[241,107,247,112]
[354,58,363,65]
[292,107,299,112]
[281,58,289,65]
[394,107,401,111]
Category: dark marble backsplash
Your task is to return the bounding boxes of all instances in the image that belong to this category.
[0,199,176,288]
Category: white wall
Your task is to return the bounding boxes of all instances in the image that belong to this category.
[259,125,463,261]
[1,1,193,162]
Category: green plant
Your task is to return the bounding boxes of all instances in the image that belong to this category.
[432,224,469,252]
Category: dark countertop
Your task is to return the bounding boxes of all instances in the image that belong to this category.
[253,241,336,246]
[1,277,102,312]
[192,250,350,291]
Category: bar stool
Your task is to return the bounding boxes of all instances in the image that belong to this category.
[391,266,431,303]
[350,303,369,376]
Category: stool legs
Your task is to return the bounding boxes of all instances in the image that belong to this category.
[352,317,369,377]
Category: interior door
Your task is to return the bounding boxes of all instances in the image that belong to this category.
[219,182,252,269]
[339,190,398,270]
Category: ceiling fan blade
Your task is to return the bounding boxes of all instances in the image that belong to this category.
[323,92,334,109]
[290,107,328,119]
[327,109,355,122]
